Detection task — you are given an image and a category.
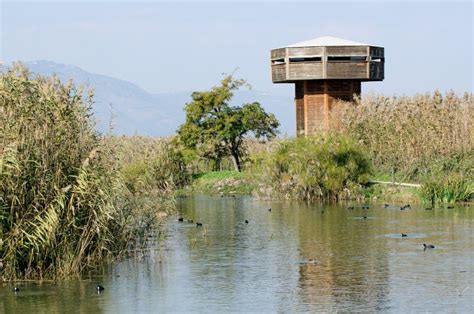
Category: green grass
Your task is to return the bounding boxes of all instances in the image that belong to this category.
[180,171,256,195]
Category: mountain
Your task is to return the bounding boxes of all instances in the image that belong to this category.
[5,61,295,136]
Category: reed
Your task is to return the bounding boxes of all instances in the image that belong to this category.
[0,65,176,279]
[331,91,473,181]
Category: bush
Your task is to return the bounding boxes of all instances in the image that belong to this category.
[420,174,473,204]
[258,135,371,200]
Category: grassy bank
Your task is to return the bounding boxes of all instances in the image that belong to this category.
[0,66,181,280]
[178,171,256,196]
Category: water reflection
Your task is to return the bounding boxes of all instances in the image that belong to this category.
[1,196,473,312]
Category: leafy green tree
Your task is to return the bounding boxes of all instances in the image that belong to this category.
[177,76,280,172]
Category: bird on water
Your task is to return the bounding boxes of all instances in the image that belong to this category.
[401,233,408,237]
[196,222,203,227]
[13,287,19,293]
[400,204,411,210]
[245,220,249,224]
[97,285,105,292]
[423,244,435,249]
[178,217,184,222]
[268,208,272,212]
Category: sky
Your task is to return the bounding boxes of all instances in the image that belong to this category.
[1,1,473,96]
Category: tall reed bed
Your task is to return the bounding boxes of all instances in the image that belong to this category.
[0,66,175,279]
[331,91,473,202]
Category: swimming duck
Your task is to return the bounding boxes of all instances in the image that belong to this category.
[423,244,435,249]
[245,220,249,224]
[347,206,354,210]
[307,258,317,264]
[13,287,19,293]
[178,217,184,222]
[363,216,368,219]
[187,219,193,223]
[400,204,411,210]
[97,284,105,292]
[382,204,390,208]
[196,222,203,227]
[401,233,408,237]
[268,208,272,212]
[362,205,370,209]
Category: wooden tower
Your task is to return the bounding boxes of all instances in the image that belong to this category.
[270,36,384,136]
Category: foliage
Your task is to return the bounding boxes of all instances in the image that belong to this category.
[181,171,256,196]
[257,135,372,201]
[177,75,279,172]
[0,66,174,279]
[106,136,188,195]
[331,91,474,182]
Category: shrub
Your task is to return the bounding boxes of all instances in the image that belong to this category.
[259,135,371,201]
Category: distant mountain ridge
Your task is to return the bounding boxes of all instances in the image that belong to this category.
[4,61,294,136]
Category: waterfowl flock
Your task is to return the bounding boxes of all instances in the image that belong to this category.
[346,202,444,251]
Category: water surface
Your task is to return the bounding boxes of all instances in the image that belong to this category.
[2,196,473,312]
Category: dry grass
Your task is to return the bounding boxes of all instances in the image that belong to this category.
[331,91,473,180]
[0,65,178,279]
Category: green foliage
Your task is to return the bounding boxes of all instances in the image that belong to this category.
[182,171,256,196]
[177,75,279,172]
[418,153,473,203]
[0,66,175,279]
[420,174,473,204]
[259,135,372,201]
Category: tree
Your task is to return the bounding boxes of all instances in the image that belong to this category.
[177,76,280,172]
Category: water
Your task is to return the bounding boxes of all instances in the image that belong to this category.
[2,196,473,312]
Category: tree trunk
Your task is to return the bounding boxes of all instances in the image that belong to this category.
[231,151,241,172]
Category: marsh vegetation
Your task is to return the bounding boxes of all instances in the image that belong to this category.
[1,66,472,279]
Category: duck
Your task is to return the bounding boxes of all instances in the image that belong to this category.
[362,205,370,209]
[382,204,390,208]
[307,258,317,264]
[245,220,249,224]
[400,204,411,210]
[363,216,368,219]
[401,233,408,237]
[13,287,19,293]
[97,284,105,292]
[187,219,193,223]
[196,222,203,227]
[268,208,272,212]
[447,205,454,209]
[423,244,435,249]
[424,207,433,210]
[178,217,184,222]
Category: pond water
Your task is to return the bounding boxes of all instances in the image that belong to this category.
[1,196,474,312]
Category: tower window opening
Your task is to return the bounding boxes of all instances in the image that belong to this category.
[371,57,384,62]
[328,56,367,62]
[271,58,285,65]
[289,56,322,63]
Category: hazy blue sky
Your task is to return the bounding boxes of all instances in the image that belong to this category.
[1,1,473,95]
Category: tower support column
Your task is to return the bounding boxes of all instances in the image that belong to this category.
[295,80,361,136]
